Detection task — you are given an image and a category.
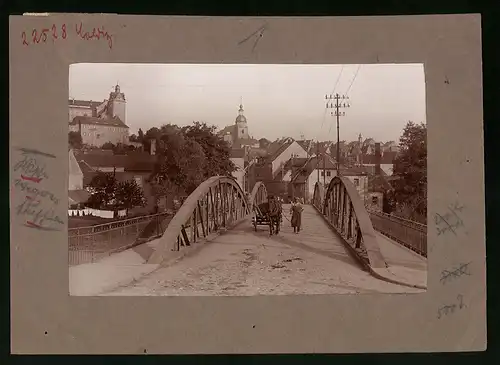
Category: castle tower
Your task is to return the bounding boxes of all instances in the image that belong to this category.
[109,84,126,123]
[235,103,249,140]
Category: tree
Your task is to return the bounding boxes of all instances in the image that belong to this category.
[391,121,427,222]
[129,133,138,142]
[181,121,236,179]
[101,142,115,150]
[86,172,118,208]
[147,122,235,196]
[68,131,83,149]
[259,138,271,149]
[112,143,128,155]
[153,132,207,195]
[137,128,145,142]
[115,180,147,209]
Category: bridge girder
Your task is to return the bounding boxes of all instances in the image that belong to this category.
[147,176,265,264]
[313,177,387,269]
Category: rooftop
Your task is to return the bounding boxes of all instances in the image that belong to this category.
[70,115,129,128]
[68,99,102,109]
[75,150,157,172]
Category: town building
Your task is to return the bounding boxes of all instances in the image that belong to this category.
[229,148,246,190]
[289,155,369,203]
[68,146,164,214]
[246,137,309,199]
[68,84,129,147]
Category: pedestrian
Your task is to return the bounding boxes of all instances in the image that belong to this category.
[290,197,304,233]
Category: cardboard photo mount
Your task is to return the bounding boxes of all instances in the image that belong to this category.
[9,14,485,354]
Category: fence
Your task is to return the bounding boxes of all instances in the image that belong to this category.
[68,211,173,266]
[367,209,427,257]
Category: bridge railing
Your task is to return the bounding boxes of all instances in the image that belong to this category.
[249,181,268,211]
[68,211,172,266]
[312,182,324,212]
[367,209,427,257]
[312,179,387,269]
[147,176,260,264]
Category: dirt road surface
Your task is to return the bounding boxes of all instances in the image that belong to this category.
[102,206,425,296]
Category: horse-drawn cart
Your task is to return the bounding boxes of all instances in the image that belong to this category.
[251,202,283,234]
[251,204,271,231]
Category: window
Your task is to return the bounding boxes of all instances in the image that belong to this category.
[326,171,331,177]
[353,178,360,186]
[82,132,86,136]
[321,171,325,177]
[372,196,379,205]
[241,129,244,135]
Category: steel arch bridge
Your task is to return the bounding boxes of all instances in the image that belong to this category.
[147,175,426,271]
[147,176,267,264]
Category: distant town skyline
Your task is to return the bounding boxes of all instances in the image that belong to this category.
[69,63,426,143]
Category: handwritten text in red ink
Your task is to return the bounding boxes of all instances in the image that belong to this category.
[75,22,113,49]
[21,24,67,46]
[20,22,113,50]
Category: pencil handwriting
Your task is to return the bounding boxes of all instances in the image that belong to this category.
[435,201,465,237]
[440,262,472,285]
[437,294,466,319]
[13,153,49,182]
[13,178,59,205]
[15,197,64,231]
[12,147,63,231]
[238,23,268,52]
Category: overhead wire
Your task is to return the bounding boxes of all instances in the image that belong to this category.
[327,64,361,135]
[345,64,362,95]
[313,65,345,150]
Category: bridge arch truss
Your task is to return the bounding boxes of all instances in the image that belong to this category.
[148,176,267,264]
[313,177,387,269]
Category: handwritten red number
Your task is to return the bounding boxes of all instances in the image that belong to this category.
[51,24,58,39]
[61,24,67,39]
[21,32,29,46]
[41,29,48,43]
[32,29,39,44]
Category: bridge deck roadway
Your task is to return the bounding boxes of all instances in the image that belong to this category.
[99,205,426,296]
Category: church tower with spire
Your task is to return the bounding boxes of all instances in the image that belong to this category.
[234,103,249,140]
[357,133,363,165]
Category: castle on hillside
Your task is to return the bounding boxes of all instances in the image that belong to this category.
[68,84,129,147]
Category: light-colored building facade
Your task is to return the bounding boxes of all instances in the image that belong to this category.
[69,84,129,147]
[269,139,309,178]
[306,168,368,202]
[229,149,246,189]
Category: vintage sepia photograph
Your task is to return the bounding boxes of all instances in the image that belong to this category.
[67,63,428,296]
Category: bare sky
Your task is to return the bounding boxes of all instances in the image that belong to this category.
[69,63,426,143]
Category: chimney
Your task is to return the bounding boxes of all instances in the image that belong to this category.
[78,120,82,135]
[150,139,156,156]
[375,142,381,175]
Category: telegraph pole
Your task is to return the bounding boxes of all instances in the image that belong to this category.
[316,142,320,184]
[325,93,350,177]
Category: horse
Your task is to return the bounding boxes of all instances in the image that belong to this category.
[258,197,282,235]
